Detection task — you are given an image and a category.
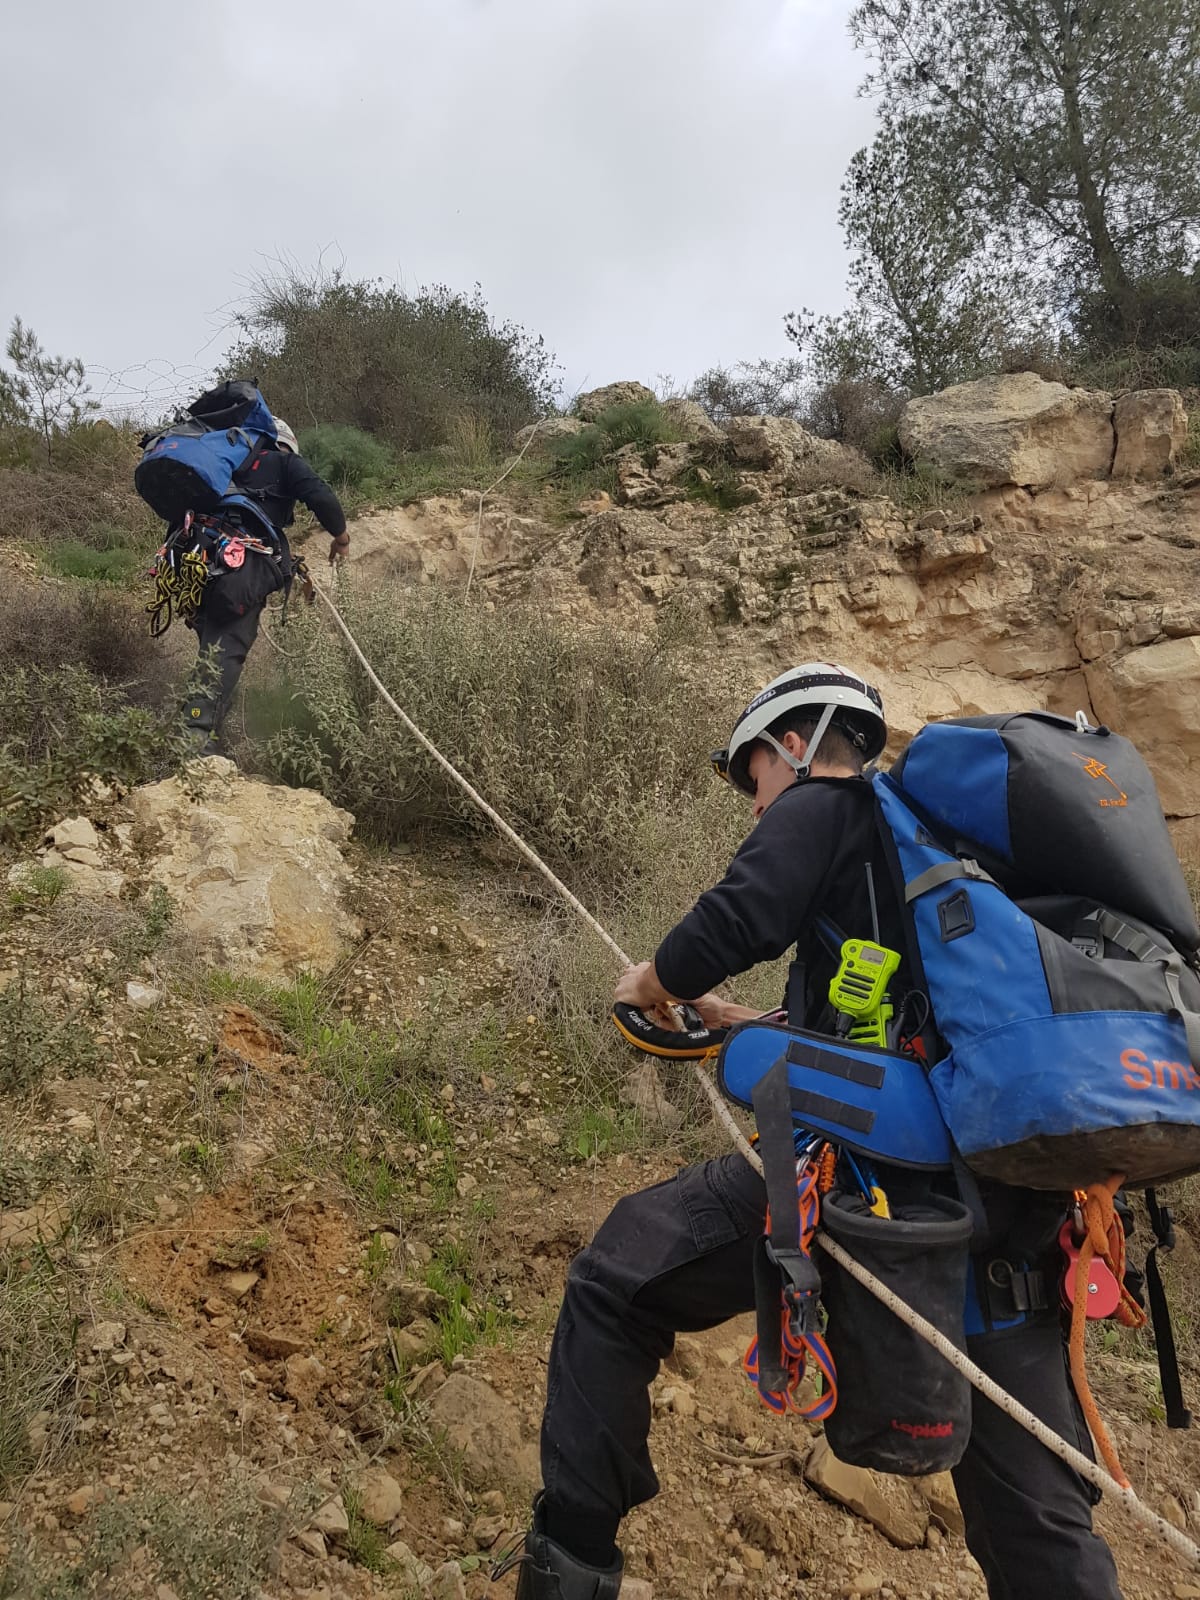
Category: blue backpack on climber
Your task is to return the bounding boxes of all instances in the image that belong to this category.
[717,707,1200,1193]
[135,379,279,526]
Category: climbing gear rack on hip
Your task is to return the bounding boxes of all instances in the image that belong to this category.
[146,508,286,636]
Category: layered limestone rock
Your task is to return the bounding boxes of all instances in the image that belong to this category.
[333,494,547,586]
[661,396,724,441]
[335,373,1200,850]
[725,414,867,481]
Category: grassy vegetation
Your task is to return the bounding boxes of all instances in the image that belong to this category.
[876,461,982,511]
[205,969,478,1212]
[1174,405,1200,473]
[0,1253,78,1488]
[6,864,69,912]
[341,1486,394,1573]
[44,537,146,585]
[422,1235,513,1366]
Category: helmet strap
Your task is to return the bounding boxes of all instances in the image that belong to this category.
[761,702,838,783]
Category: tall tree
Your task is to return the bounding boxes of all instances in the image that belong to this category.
[788,117,1045,395]
[849,0,1200,331]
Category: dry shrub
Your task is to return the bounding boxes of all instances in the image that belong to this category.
[786,450,881,498]
[254,579,739,891]
[0,455,157,553]
[1,1479,283,1599]
[516,781,790,1142]
[0,572,174,694]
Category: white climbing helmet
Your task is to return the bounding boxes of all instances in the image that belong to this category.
[272,416,299,453]
[712,662,887,796]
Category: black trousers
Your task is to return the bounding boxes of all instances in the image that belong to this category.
[541,1154,1123,1600]
[183,602,264,750]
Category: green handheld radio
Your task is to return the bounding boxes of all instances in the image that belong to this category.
[828,938,901,1049]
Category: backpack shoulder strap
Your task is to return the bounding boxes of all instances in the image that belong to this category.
[232,435,277,495]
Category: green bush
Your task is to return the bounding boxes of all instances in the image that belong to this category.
[298,423,396,491]
[253,581,736,891]
[45,539,144,584]
[224,266,559,452]
[552,400,684,482]
[1071,270,1200,383]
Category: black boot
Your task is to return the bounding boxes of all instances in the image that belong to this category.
[505,1497,623,1600]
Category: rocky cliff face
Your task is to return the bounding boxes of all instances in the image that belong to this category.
[332,373,1200,850]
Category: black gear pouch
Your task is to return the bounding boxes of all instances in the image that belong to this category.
[203,549,287,623]
[819,1190,973,1474]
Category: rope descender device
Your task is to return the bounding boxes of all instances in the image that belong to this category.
[611,1001,727,1060]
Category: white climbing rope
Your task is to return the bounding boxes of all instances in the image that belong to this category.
[310,576,1200,1574]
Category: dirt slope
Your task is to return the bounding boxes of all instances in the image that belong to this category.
[2,837,1198,1600]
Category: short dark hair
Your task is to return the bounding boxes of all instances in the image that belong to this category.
[763,709,867,774]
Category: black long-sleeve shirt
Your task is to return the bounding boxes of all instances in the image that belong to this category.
[236,448,347,538]
[654,777,907,1029]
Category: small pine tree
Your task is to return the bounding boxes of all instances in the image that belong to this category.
[2,318,96,460]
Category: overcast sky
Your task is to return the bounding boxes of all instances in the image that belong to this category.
[0,0,875,417]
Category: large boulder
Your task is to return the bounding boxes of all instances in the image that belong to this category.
[1112,389,1187,480]
[576,381,656,421]
[341,497,542,585]
[899,372,1114,490]
[1085,638,1200,819]
[129,760,359,975]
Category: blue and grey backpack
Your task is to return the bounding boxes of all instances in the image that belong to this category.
[878,710,1200,1190]
[135,380,278,526]
[721,711,1200,1191]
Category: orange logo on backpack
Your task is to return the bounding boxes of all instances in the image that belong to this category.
[1122,1048,1200,1091]
[1072,751,1128,808]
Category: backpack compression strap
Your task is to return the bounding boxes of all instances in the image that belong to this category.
[1095,912,1200,1064]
